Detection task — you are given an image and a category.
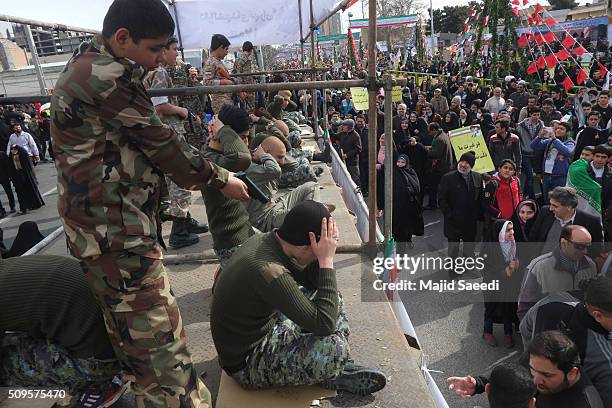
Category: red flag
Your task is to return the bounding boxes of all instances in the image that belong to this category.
[517,34,529,47]
[561,35,576,49]
[537,55,546,69]
[598,63,608,78]
[555,49,571,61]
[523,0,529,4]
[572,46,587,56]
[483,16,488,26]
[343,0,359,10]
[534,3,543,14]
[545,53,558,69]
[512,0,520,4]
[543,32,555,44]
[544,17,558,26]
[576,69,589,85]
[511,7,520,17]
[562,76,574,92]
[527,16,534,25]
[527,62,538,75]
[534,14,543,25]
[534,34,545,45]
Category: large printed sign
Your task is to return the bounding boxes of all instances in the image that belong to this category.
[175,0,337,47]
[349,87,403,110]
[449,125,495,174]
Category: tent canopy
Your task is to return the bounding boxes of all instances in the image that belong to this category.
[2,0,341,47]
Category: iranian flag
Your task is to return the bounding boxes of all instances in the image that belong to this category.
[567,159,601,217]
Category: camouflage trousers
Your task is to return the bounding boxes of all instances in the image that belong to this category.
[0,332,120,393]
[80,252,211,408]
[231,292,350,389]
[211,95,233,115]
[278,157,319,189]
[258,181,320,232]
[167,176,191,219]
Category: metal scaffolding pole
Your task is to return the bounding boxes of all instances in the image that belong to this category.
[303,0,354,43]
[383,75,394,243]
[366,0,378,248]
[24,25,47,95]
[169,0,185,60]
[298,0,307,116]
[309,0,319,139]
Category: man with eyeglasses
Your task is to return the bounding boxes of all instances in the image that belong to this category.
[518,225,598,320]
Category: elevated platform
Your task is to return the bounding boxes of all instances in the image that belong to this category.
[0,126,436,408]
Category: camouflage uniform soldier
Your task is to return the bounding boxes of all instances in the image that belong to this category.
[168,59,207,151]
[233,41,255,110]
[50,2,249,407]
[203,34,234,114]
[144,37,208,249]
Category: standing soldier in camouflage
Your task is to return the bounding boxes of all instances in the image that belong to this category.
[233,41,255,110]
[203,34,234,114]
[50,1,249,407]
[168,58,207,151]
[144,36,209,249]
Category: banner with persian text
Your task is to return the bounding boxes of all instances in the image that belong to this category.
[174,0,338,47]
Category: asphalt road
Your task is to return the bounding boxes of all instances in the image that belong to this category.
[1,162,522,408]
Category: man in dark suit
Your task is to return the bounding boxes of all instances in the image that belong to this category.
[438,151,483,277]
[529,186,603,259]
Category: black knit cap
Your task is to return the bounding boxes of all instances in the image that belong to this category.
[277,200,331,246]
[459,151,476,168]
[218,105,251,134]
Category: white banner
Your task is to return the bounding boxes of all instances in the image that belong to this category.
[174,0,338,48]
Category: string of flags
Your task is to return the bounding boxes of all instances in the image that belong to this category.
[513,0,607,92]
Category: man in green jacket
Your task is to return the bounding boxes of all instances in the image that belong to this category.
[211,201,386,395]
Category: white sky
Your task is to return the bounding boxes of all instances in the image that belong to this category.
[0,0,593,39]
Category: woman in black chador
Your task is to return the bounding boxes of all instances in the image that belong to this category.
[7,145,44,214]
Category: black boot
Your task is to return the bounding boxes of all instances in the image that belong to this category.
[312,144,331,163]
[186,215,209,234]
[169,218,200,249]
[328,363,386,396]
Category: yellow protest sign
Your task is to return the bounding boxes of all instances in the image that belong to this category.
[449,125,495,174]
[350,87,369,111]
[392,86,403,103]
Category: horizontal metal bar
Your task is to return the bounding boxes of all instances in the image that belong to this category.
[232,67,327,77]
[0,14,100,34]
[0,78,407,105]
[303,0,353,43]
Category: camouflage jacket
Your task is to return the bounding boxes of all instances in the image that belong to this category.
[143,65,184,134]
[168,60,207,117]
[233,51,253,84]
[51,35,228,259]
[203,55,232,100]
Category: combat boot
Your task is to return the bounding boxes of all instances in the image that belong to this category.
[312,143,332,163]
[169,218,199,249]
[329,363,386,396]
[186,212,209,234]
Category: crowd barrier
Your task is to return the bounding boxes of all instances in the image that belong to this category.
[315,135,384,243]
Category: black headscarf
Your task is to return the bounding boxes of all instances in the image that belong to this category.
[5,221,44,257]
[511,199,539,243]
[441,111,460,133]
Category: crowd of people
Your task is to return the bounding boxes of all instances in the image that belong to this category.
[2,0,612,407]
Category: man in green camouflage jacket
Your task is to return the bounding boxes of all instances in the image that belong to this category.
[50,1,249,407]
[144,36,208,249]
[203,34,234,114]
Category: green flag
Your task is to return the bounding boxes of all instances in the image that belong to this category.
[567,159,601,216]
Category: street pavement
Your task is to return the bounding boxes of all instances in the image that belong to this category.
[0,161,523,407]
